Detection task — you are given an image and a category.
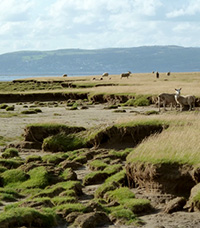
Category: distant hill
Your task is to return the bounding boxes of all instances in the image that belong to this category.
[0,45,200,76]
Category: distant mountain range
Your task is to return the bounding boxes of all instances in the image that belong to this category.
[0,45,200,76]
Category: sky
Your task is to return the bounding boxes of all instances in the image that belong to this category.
[0,0,200,54]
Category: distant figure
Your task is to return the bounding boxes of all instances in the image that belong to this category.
[102,72,109,77]
[63,74,67,77]
[166,72,171,76]
[156,71,159,79]
[120,71,131,79]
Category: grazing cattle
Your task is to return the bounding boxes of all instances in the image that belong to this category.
[120,71,131,79]
[62,74,67,77]
[166,72,171,76]
[158,93,177,111]
[175,88,195,111]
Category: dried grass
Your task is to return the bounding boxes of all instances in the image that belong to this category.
[127,112,200,165]
[18,72,200,96]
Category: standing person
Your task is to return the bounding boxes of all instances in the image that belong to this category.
[156,71,159,79]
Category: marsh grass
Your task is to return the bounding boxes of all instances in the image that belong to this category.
[42,133,85,152]
[1,148,19,159]
[1,72,200,97]
[2,169,28,186]
[89,160,108,171]
[0,206,57,227]
[127,113,200,165]
[109,207,139,225]
[19,166,50,189]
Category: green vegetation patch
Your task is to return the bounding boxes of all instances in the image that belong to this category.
[105,187,151,215]
[42,153,67,164]
[55,203,86,216]
[103,164,122,175]
[105,187,135,202]
[52,196,77,205]
[19,166,50,189]
[109,207,140,226]
[0,158,23,169]
[0,188,22,202]
[2,169,28,186]
[109,148,132,160]
[21,108,42,114]
[0,207,57,228]
[95,170,126,198]
[42,133,86,152]
[25,155,42,163]
[1,148,19,159]
[122,198,152,214]
[122,95,150,107]
[89,159,108,171]
[25,123,85,143]
[35,181,82,198]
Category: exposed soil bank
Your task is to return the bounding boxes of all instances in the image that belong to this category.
[126,162,196,198]
[19,122,166,152]
[0,92,134,104]
[0,92,88,103]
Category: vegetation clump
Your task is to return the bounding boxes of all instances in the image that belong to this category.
[21,108,42,114]
[19,166,50,189]
[6,105,15,111]
[1,148,19,159]
[2,169,28,186]
[0,104,8,109]
[0,207,58,228]
[42,133,85,152]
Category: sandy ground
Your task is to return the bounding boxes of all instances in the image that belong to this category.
[0,103,157,143]
[0,102,200,228]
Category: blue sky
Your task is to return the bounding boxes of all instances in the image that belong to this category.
[0,0,200,54]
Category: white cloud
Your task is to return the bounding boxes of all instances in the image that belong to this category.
[0,0,33,22]
[0,0,200,54]
[166,0,200,18]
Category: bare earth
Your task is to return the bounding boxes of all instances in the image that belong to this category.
[0,102,200,228]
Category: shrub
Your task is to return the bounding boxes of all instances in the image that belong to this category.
[2,148,19,159]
